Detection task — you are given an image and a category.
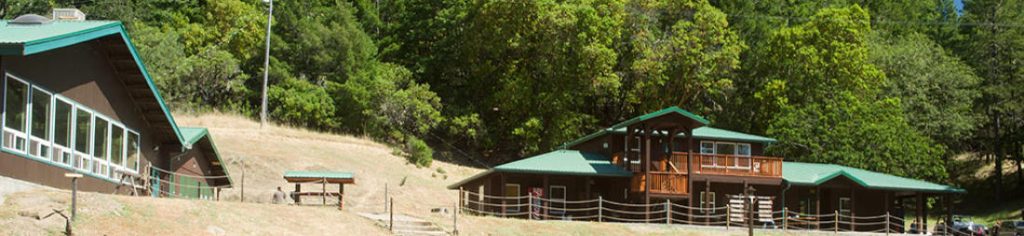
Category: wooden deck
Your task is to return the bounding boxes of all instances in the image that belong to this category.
[620,152,783,196]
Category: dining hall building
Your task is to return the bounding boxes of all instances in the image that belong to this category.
[449,106,964,233]
[0,11,230,199]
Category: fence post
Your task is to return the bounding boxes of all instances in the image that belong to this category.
[385,183,389,213]
[782,207,788,232]
[834,210,839,234]
[597,196,603,222]
[885,212,890,236]
[389,197,394,233]
[665,199,671,225]
[528,194,533,220]
[453,201,459,235]
[726,205,730,230]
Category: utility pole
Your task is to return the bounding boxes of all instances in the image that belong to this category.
[259,0,274,129]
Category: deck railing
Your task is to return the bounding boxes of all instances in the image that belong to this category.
[631,172,688,195]
[673,152,783,178]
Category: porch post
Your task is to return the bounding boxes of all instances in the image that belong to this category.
[585,176,592,199]
[705,179,711,226]
[884,191,890,233]
[815,186,820,230]
[543,175,550,220]
[921,194,928,234]
[915,193,923,233]
[626,128,633,168]
[686,128,694,221]
[295,183,302,204]
[644,125,651,222]
[501,173,507,216]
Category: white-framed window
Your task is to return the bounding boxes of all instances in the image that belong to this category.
[504,184,520,212]
[700,191,716,213]
[92,116,109,177]
[698,141,753,168]
[28,86,52,159]
[550,185,566,215]
[52,97,74,166]
[3,75,29,152]
[1,73,142,181]
[126,131,140,173]
[73,108,92,171]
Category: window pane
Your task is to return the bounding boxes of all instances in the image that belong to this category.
[94,118,108,159]
[111,125,124,166]
[127,132,140,172]
[54,100,72,146]
[700,142,715,154]
[4,78,27,132]
[29,88,50,139]
[716,143,736,155]
[737,144,751,156]
[74,109,91,153]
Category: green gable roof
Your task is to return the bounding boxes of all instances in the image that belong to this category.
[564,126,776,148]
[782,162,964,194]
[609,106,710,130]
[0,20,186,149]
[284,170,355,180]
[0,20,121,55]
[447,150,631,189]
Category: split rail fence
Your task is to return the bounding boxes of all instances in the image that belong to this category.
[458,190,974,235]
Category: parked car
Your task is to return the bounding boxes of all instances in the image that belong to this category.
[935,216,989,236]
[993,220,1024,236]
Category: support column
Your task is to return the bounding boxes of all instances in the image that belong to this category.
[644,125,651,222]
[705,179,711,226]
[922,194,928,234]
[851,188,856,231]
[295,183,302,204]
[815,186,821,230]
[543,175,550,220]
[339,183,345,210]
[686,128,694,221]
[916,193,924,233]
[585,176,592,199]
[500,173,507,215]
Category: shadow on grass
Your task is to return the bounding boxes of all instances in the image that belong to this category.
[946,153,1024,224]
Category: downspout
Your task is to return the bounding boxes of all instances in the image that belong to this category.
[780,180,791,213]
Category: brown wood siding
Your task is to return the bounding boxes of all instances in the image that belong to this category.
[0,42,162,194]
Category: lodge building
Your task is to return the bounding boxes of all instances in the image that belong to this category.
[450,107,964,233]
[0,11,230,199]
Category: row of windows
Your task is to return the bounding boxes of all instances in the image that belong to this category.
[2,74,140,181]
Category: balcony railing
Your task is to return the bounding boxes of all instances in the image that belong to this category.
[631,172,688,195]
[615,152,782,178]
[674,152,782,178]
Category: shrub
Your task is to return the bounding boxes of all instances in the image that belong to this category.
[405,136,433,167]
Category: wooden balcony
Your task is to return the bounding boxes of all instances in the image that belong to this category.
[675,152,782,178]
[631,172,689,195]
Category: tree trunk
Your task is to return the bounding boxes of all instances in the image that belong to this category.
[1016,141,1023,190]
[994,114,1003,203]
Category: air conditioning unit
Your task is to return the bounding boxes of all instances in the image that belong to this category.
[52,8,86,21]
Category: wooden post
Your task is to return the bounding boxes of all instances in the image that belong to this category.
[215,188,221,201]
[385,182,389,212]
[528,194,534,220]
[726,205,731,229]
[783,207,788,231]
[644,125,651,222]
[885,212,890,236]
[338,183,344,210]
[815,187,820,230]
[322,177,327,206]
[597,196,603,222]
[453,201,459,235]
[389,197,394,232]
[686,128,694,221]
[458,187,464,214]
[665,199,671,224]
[543,175,549,220]
[834,210,839,234]
[295,183,302,204]
[705,179,711,226]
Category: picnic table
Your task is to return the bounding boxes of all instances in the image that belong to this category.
[283,170,356,210]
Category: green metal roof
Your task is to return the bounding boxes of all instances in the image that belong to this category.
[782,162,965,194]
[564,126,776,148]
[0,20,186,151]
[179,127,208,147]
[446,150,632,189]
[284,170,355,180]
[609,106,710,129]
[0,20,121,55]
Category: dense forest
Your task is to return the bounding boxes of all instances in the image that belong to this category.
[2,0,1022,200]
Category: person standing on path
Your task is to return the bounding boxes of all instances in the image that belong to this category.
[272,186,286,204]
